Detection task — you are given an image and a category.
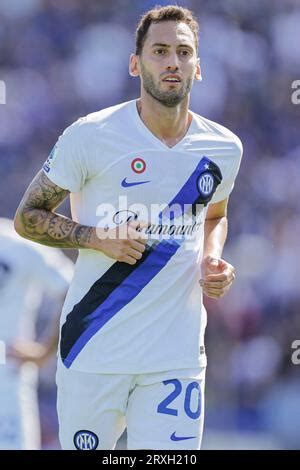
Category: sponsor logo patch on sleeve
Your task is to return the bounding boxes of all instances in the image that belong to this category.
[43,144,58,173]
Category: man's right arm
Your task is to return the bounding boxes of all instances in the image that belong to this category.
[14,170,146,264]
[14,170,94,249]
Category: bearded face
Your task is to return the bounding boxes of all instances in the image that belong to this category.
[139,59,194,108]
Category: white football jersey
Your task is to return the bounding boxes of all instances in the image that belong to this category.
[0,219,73,342]
[0,219,74,449]
[43,99,243,374]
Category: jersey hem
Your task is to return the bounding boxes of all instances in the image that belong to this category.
[59,357,207,374]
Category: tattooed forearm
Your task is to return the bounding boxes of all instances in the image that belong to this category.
[19,209,94,248]
[48,217,74,240]
[73,224,93,246]
[15,170,95,249]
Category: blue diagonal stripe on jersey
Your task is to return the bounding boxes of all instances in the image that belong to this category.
[60,156,222,367]
[159,156,222,221]
[63,239,180,367]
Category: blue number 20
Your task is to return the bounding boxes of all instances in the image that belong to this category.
[157,379,201,419]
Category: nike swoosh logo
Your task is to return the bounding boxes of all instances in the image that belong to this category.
[170,432,196,441]
[121,178,150,188]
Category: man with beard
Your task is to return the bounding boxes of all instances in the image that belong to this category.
[14,6,242,450]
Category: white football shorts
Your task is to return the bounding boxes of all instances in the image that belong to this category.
[0,362,40,450]
[56,359,206,450]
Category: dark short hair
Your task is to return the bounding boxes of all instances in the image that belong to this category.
[135,5,199,55]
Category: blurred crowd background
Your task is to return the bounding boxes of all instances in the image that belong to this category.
[0,0,300,450]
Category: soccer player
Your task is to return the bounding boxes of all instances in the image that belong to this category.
[14,6,242,450]
[0,218,73,449]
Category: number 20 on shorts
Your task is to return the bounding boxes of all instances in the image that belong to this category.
[157,379,201,419]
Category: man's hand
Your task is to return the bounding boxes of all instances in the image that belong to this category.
[92,220,148,265]
[199,255,235,299]
[7,340,51,368]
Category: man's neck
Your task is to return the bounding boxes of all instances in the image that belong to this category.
[136,95,192,148]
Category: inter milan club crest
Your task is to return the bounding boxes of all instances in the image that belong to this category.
[73,430,99,450]
[131,157,146,173]
[193,158,223,207]
[197,172,215,197]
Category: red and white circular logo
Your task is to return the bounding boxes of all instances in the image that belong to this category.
[131,157,146,174]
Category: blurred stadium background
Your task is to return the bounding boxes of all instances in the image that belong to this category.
[0,0,300,450]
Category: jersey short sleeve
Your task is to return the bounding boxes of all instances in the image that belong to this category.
[42,119,88,192]
[210,135,243,204]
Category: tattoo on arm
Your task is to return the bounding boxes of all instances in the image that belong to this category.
[16,170,93,249]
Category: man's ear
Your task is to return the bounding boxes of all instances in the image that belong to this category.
[195,57,202,82]
[129,53,140,77]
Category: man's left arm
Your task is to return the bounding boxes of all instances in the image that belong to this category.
[7,296,63,367]
[200,198,235,299]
